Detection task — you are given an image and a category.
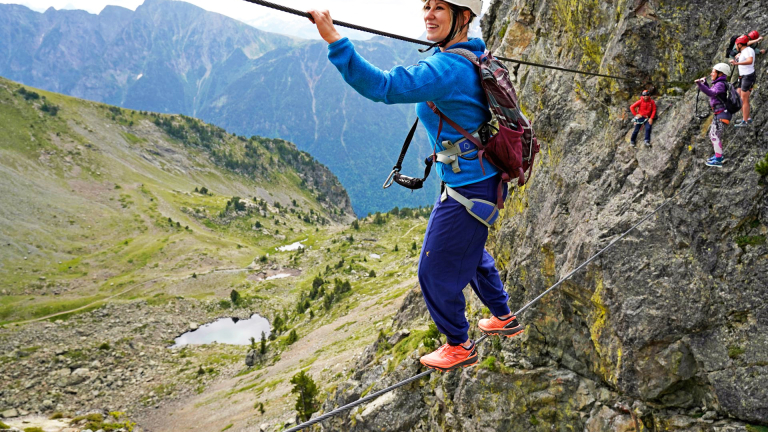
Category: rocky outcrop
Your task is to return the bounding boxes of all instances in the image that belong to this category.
[316,0,768,430]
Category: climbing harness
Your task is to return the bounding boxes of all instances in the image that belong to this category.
[284,171,705,432]
[382,118,483,190]
[632,116,648,125]
[441,185,499,227]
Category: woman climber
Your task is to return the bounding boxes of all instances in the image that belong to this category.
[695,63,733,168]
[308,0,523,372]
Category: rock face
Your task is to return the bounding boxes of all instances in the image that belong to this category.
[317,0,768,430]
[245,350,258,367]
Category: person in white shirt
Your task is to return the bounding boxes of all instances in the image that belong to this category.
[730,35,756,126]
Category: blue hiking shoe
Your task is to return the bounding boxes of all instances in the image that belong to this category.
[705,156,724,167]
[734,118,753,128]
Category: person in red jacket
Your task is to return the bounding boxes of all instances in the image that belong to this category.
[629,90,657,147]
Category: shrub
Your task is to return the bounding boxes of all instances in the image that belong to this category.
[230,289,241,306]
[99,342,111,350]
[272,314,284,332]
[756,153,768,177]
[478,355,499,372]
[373,212,387,225]
[286,329,298,344]
[368,270,376,277]
[17,87,40,100]
[41,101,59,115]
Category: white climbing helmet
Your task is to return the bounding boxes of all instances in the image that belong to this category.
[713,63,731,76]
[440,0,483,17]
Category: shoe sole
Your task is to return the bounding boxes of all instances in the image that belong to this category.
[421,354,479,372]
[705,163,723,167]
[479,325,525,338]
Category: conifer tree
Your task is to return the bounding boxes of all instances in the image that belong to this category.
[290,370,319,422]
[260,331,267,355]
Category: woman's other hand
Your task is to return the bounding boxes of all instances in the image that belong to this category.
[308,9,341,44]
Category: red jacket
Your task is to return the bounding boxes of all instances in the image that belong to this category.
[630,98,657,118]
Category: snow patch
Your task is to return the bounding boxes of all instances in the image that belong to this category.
[369,253,381,259]
[264,273,292,281]
[276,239,307,252]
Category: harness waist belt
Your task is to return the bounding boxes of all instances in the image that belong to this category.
[436,130,482,173]
[441,185,500,228]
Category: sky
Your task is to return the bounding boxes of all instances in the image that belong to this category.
[1,0,491,40]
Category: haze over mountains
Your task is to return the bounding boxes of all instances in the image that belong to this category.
[0,0,439,215]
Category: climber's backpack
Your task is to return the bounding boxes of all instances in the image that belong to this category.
[427,48,539,208]
[726,34,740,58]
[717,81,743,114]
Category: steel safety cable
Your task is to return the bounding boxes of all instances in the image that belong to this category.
[240,0,674,84]
[282,170,704,432]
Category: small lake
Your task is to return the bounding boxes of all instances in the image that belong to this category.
[172,314,271,347]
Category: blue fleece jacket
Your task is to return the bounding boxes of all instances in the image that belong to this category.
[327,37,499,187]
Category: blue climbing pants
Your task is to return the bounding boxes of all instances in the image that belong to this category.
[631,119,652,143]
[417,175,511,345]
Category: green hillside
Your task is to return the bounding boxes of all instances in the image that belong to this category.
[0,78,435,431]
[0,76,353,324]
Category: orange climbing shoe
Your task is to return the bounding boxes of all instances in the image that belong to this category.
[419,342,478,372]
[478,315,524,338]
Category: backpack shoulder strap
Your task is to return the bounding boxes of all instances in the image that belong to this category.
[443,48,480,66]
[426,102,482,148]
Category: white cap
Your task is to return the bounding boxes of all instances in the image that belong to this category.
[713,63,731,76]
[443,0,483,17]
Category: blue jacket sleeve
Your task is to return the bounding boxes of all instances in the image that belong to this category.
[328,37,461,104]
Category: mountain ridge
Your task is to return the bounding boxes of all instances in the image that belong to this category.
[0,0,438,216]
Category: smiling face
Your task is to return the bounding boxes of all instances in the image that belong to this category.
[423,0,457,42]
